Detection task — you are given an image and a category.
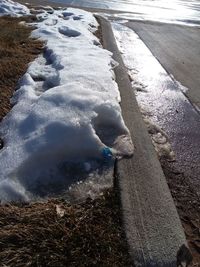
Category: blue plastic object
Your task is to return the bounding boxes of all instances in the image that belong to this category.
[102,147,113,160]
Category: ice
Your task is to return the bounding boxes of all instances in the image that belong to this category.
[0,0,30,16]
[0,6,133,202]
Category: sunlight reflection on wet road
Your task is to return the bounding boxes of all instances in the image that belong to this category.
[51,0,200,26]
[113,23,200,191]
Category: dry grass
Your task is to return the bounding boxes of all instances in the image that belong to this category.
[0,15,131,267]
[0,16,43,122]
[94,16,104,47]
[0,189,131,267]
[161,159,200,266]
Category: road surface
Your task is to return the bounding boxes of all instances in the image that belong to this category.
[127,21,200,110]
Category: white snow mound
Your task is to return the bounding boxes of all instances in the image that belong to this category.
[0,8,133,202]
[0,0,30,16]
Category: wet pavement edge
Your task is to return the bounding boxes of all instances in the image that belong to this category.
[98,15,188,266]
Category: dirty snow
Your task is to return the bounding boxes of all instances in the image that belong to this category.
[0,4,133,202]
[0,0,30,16]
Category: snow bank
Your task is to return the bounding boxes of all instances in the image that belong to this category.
[0,7,133,202]
[0,0,30,16]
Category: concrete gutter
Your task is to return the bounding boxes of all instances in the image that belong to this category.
[98,16,190,267]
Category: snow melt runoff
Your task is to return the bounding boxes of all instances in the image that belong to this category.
[0,3,133,202]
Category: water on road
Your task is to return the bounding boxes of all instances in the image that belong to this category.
[47,0,200,191]
[50,0,200,26]
[113,23,200,191]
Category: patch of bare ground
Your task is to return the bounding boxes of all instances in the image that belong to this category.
[161,159,200,267]
[0,16,43,123]
[0,189,132,267]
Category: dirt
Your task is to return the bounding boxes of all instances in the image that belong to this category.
[161,158,200,266]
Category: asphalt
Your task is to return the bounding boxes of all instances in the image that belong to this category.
[116,21,200,197]
[11,1,193,265]
[98,16,189,267]
[126,21,200,111]
[14,0,124,15]
[20,0,200,112]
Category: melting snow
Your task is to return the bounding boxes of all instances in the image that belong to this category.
[0,0,30,16]
[0,3,133,202]
[112,23,176,161]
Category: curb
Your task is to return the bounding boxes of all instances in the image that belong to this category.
[97,16,189,267]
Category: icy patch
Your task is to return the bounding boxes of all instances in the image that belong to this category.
[0,8,133,202]
[0,0,30,16]
[64,162,114,203]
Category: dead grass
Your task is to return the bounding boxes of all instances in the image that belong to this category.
[94,16,104,47]
[0,15,132,267]
[161,159,200,266]
[0,189,131,267]
[0,16,43,122]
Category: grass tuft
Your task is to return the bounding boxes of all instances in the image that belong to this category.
[0,189,131,267]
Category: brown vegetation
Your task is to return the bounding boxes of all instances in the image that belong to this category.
[0,189,131,267]
[0,16,43,122]
[94,16,104,47]
[0,15,131,267]
[161,159,200,267]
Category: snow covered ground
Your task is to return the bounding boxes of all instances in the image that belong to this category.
[0,1,133,202]
[0,0,30,16]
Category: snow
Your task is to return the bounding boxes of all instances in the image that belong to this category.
[0,0,30,16]
[0,5,133,202]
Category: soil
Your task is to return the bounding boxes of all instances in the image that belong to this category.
[161,158,200,267]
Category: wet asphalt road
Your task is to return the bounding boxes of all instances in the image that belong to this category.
[100,17,187,265]
[15,0,200,194]
[127,21,200,110]
[126,21,200,193]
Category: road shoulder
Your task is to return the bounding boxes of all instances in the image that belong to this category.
[98,15,189,266]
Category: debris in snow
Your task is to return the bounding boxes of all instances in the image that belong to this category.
[0,0,30,16]
[142,113,176,161]
[56,204,65,217]
[0,5,133,202]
